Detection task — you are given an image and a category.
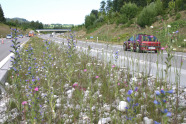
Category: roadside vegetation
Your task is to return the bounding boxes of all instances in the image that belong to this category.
[2,28,185,123]
[72,0,186,51]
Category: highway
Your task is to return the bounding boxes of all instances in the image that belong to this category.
[0,37,30,62]
[40,34,186,87]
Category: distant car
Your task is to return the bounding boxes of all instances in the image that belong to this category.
[123,34,161,53]
[6,34,12,39]
[19,34,23,38]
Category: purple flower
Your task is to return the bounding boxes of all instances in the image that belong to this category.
[161,89,165,94]
[154,100,160,104]
[127,97,131,102]
[167,112,171,117]
[163,99,167,103]
[166,89,174,94]
[133,103,139,106]
[155,91,160,95]
[162,109,168,113]
[128,90,133,95]
[134,87,138,92]
[154,121,161,124]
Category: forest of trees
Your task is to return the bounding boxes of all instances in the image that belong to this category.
[84,0,185,30]
[0,4,43,30]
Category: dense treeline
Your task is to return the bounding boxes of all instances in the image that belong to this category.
[0,4,43,30]
[5,20,43,31]
[84,0,185,30]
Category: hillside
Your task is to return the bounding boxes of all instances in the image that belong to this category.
[75,11,186,51]
[0,23,12,37]
[0,23,32,37]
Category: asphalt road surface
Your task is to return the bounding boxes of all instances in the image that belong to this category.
[0,37,30,62]
[41,34,186,87]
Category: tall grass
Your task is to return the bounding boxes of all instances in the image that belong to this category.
[3,25,185,124]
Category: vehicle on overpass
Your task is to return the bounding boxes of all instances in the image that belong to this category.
[123,34,161,53]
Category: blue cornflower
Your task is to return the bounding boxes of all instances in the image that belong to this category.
[175,30,179,33]
[155,91,160,95]
[127,97,131,102]
[166,89,174,94]
[167,112,171,117]
[128,90,133,95]
[32,79,35,82]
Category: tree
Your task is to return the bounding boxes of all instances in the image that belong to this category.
[120,2,138,20]
[85,14,96,29]
[100,1,106,13]
[0,4,5,23]
[106,0,113,13]
[91,10,99,19]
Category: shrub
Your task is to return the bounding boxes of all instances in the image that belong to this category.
[116,14,128,25]
[175,13,181,20]
[175,0,185,11]
[155,0,163,15]
[137,2,157,27]
[120,2,138,20]
[85,14,96,29]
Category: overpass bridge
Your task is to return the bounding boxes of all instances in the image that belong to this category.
[36,29,71,33]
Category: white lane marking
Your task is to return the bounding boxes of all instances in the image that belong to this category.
[0,53,14,68]
[0,40,28,69]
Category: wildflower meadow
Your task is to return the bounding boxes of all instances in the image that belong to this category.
[1,28,185,124]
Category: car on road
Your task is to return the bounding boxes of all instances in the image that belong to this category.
[18,34,23,38]
[6,34,12,39]
[123,34,161,53]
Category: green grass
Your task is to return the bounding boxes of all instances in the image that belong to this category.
[3,29,184,123]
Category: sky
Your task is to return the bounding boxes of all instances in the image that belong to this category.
[0,0,102,25]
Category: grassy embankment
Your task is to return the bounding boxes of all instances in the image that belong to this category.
[0,23,31,37]
[73,11,186,52]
